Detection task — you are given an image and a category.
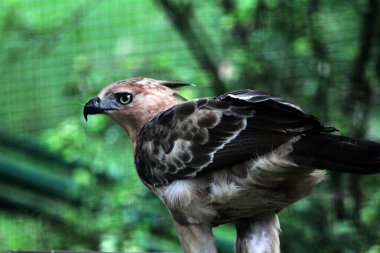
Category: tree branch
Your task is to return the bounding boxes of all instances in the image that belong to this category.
[343,0,378,226]
[156,0,227,94]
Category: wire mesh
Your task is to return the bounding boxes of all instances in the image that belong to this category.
[0,0,380,252]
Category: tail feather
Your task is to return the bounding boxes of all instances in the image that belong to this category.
[290,133,380,174]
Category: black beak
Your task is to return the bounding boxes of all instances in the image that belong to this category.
[83,97,103,121]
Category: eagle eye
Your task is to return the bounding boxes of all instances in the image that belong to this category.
[116,92,133,105]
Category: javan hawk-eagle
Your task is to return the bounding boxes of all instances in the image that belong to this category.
[84,77,380,253]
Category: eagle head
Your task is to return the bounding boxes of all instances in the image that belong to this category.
[83,77,191,145]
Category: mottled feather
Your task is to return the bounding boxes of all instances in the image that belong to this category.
[84,78,380,253]
[135,90,334,188]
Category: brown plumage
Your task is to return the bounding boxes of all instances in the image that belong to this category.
[84,77,380,253]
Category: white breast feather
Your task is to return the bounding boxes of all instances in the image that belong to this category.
[162,180,217,224]
[210,171,240,203]
[164,180,195,209]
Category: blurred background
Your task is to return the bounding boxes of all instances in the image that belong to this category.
[1,0,380,252]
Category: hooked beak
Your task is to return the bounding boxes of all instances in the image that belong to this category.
[83,97,103,121]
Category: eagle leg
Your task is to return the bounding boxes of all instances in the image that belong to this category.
[174,220,217,253]
[235,214,280,253]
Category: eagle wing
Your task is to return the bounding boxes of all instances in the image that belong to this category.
[135,90,334,187]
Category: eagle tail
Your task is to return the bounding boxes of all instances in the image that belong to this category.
[290,133,380,174]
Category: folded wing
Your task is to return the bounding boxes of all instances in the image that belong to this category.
[135,90,335,187]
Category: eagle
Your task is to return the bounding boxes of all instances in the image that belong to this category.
[83,77,380,253]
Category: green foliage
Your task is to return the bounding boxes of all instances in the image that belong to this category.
[35,115,182,251]
[0,0,380,252]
